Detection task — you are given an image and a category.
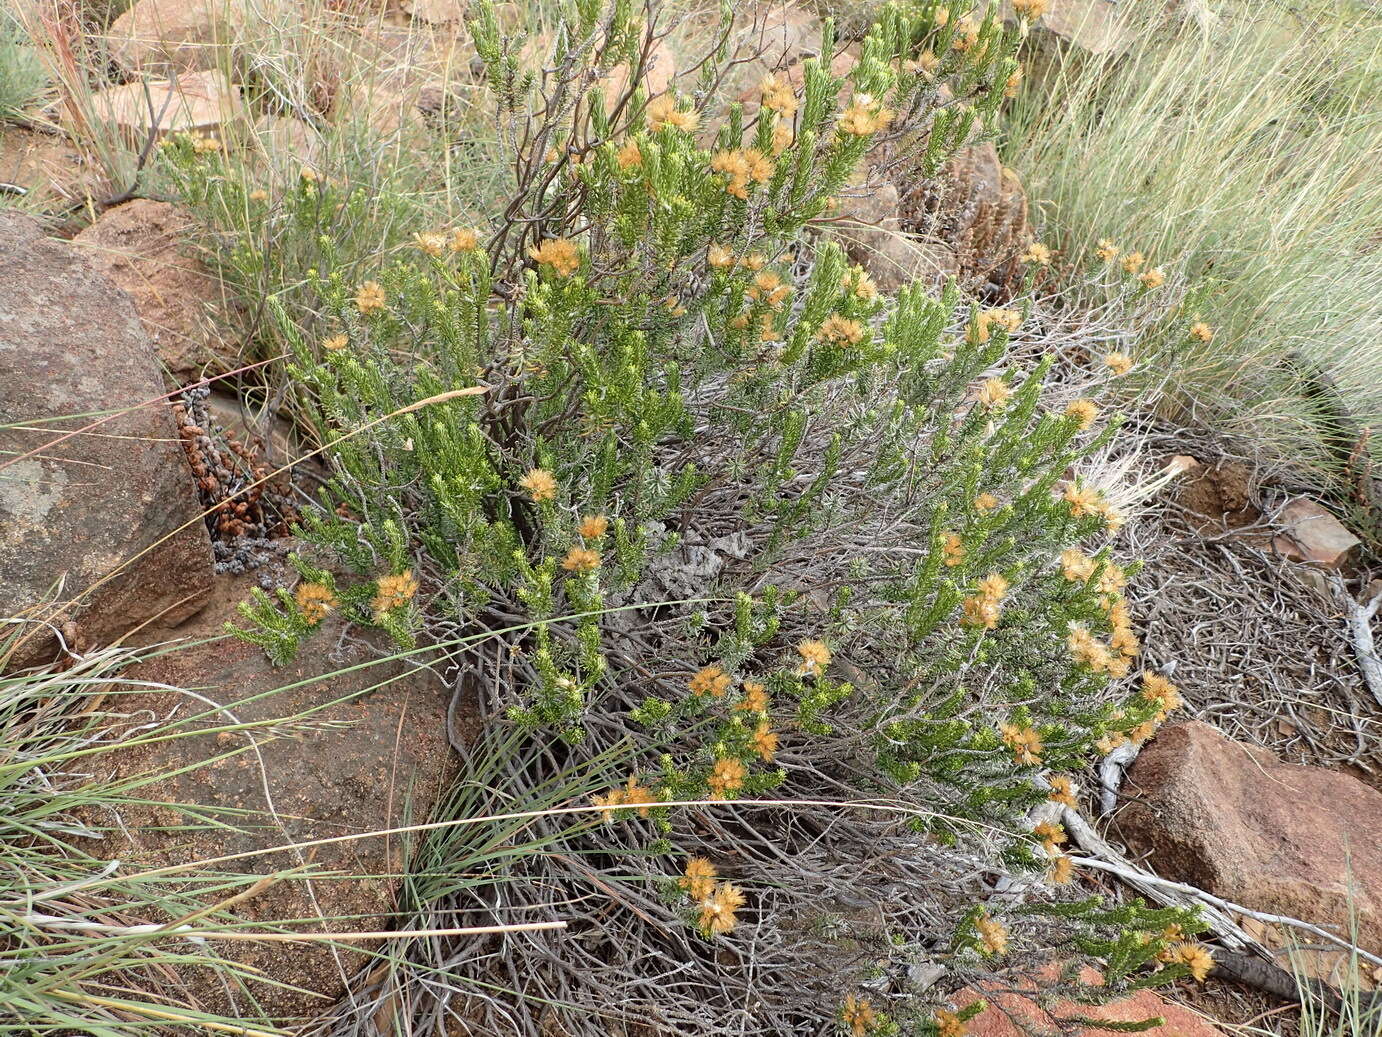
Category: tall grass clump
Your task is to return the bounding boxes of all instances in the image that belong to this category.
[160,0,1216,1031]
[0,8,47,122]
[1002,0,1382,475]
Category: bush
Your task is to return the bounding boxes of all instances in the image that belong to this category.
[165,1,1208,1031]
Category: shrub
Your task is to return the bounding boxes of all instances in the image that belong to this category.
[165,0,1207,1030]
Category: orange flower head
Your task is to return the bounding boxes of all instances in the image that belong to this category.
[578,514,609,539]
[355,280,386,314]
[562,547,601,572]
[520,468,557,502]
[681,856,717,900]
[294,582,336,625]
[690,664,733,698]
[371,570,418,616]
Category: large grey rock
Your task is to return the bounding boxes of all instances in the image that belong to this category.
[87,569,458,1020]
[0,211,213,666]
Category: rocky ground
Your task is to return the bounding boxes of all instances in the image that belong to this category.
[2,0,1380,1033]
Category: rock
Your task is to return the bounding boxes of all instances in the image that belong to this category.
[601,36,676,110]
[1115,721,1382,954]
[0,211,213,667]
[1272,497,1361,569]
[1020,0,1130,58]
[103,0,245,72]
[955,968,1225,1036]
[89,70,244,144]
[402,0,465,23]
[899,141,1031,297]
[87,569,456,1020]
[252,113,324,168]
[1174,457,1261,532]
[832,178,961,292]
[344,23,474,137]
[0,125,101,207]
[73,199,236,382]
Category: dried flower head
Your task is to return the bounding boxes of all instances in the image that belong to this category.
[797,639,832,676]
[753,720,779,762]
[294,582,336,625]
[562,547,601,572]
[1096,239,1119,262]
[1063,483,1103,519]
[842,993,878,1036]
[1047,774,1077,808]
[413,230,446,256]
[1005,64,1024,98]
[974,492,1000,512]
[578,514,609,539]
[1120,251,1146,274]
[737,681,770,713]
[707,757,747,799]
[817,313,866,346]
[248,188,269,202]
[1065,398,1099,430]
[934,1008,967,1037]
[698,880,746,934]
[1000,722,1043,765]
[647,93,699,132]
[617,139,642,169]
[1060,548,1096,582]
[1012,0,1048,18]
[943,532,966,567]
[681,856,718,900]
[690,664,733,698]
[323,334,348,352]
[1164,941,1215,982]
[528,238,581,277]
[1141,672,1182,715]
[449,227,479,252]
[1022,241,1052,265]
[520,468,557,502]
[1189,320,1214,342]
[1033,821,1066,854]
[977,377,1012,409]
[372,570,418,616]
[1139,266,1165,289]
[1049,854,1075,885]
[759,74,799,117]
[976,912,1009,955]
[1104,351,1134,375]
[708,244,735,269]
[355,280,386,314]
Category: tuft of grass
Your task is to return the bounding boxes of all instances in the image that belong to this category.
[1001,0,1382,475]
[0,8,47,122]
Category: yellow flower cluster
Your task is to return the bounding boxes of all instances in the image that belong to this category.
[1049,855,1075,884]
[698,879,746,935]
[646,93,699,132]
[1160,940,1215,982]
[1033,820,1066,854]
[617,139,642,169]
[759,74,798,117]
[838,94,894,136]
[961,572,1009,629]
[707,756,747,798]
[1189,320,1214,342]
[294,582,336,625]
[1000,722,1043,765]
[746,270,792,309]
[450,227,479,252]
[797,639,832,676]
[1012,0,1048,18]
[593,774,658,821]
[562,546,601,572]
[355,280,386,314]
[942,532,966,567]
[753,721,779,762]
[977,377,1011,410]
[736,680,770,713]
[1022,241,1052,265]
[1065,398,1099,430]
[1047,774,1077,807]
[969,307,1021,344]
[323,334,348,352]
[710,147,774,199]
[371,570,418,616]
[934,1008,967,1037]
[578,514,608,539]
[1062,483,1124,531]
[841,265,878,301]
[690,664,733,698]
[413,230,447,256]
[975,911,1009,955]
[520,468,557,502]
[842,994,878,1036]
[974,492,1000,512]
[528,238,581,277]
[1104,351,1134,375]
[816,313,865,346]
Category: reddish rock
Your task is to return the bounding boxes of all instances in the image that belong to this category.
[1115,721,1382,954]
[956,970,1225,1036]
[103,0,246,72]
[88,570,457,1020]
[1272,497,1361,569]
[90,69,244,144]
[0,211,213,667]
[74,199,236,382]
